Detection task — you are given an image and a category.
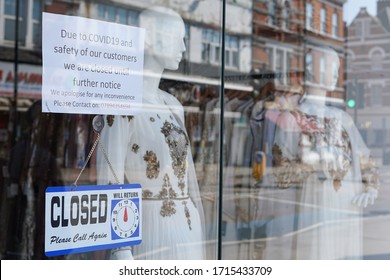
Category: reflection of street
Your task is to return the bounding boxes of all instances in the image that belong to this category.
[362,165,390,259]
[219,166,390,260]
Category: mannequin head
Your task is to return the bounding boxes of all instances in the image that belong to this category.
[323,47,340,91]
[139,7,186,71]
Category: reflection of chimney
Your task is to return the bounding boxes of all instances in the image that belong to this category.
[359,7,367,15]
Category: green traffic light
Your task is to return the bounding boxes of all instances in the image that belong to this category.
[347,99,356,108]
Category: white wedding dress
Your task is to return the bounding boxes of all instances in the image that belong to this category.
[271,99,379,259]
[97,90,205,260]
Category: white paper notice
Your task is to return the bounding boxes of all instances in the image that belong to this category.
[42,12,145,115]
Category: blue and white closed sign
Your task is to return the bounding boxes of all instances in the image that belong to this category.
[45,184,142,257]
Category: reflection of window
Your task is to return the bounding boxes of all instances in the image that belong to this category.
[283,2,291,29]
[355,20,370,36]
[305,52,313,82]
[346,50,354,70]
[201,29,221,64]
[97,4,138,26]
[225,35,239,68]
[202,29,239,68]
[332,12,338,37]
[268,0,277,26]
[332,60,339,87]
[371,84,382,106]
[320,56,325,84]
[276,50,283,83]
[2,0,42,48]
[320,8,327,33]
[306,3,313,29]
[183,24,190,61]
[4,0,26,44]
[267,47,292,85]
[32,0,41,47]
[375,129,385,146]
[371,50,383,70]
[356,22,363,36]
[359,129,368,142]
[286,53,292,84]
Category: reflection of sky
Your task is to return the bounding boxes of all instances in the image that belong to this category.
[343,0,376,25]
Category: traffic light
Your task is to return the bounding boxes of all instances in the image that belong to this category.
[347,97,356,108]
[347,83,356,108]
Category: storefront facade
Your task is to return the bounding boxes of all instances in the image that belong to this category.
[0,0,389,260]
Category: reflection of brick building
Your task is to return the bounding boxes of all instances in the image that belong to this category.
[346,2,390,163]
[252,0,346,102]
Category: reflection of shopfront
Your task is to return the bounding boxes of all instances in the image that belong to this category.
[0,62,42,158]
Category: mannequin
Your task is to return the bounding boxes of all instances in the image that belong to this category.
[96,7,206,260]
[271,47,379,259]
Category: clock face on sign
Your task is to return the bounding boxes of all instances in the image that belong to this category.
[111,199,140,240]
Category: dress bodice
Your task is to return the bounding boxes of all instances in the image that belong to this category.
[272,102,354,190]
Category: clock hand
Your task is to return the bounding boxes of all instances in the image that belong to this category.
[124,207,128,222]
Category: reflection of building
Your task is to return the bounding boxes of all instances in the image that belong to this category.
[346,1,390,164]
[252,0,346,102]
[0,0,254,260]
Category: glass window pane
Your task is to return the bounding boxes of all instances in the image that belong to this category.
[97,4,106,19]
[4,19,16,40]
[2,0,389,265]
[5,0,16,15]
[117,8,127,24]
[33,0,41,20]
[106,6,116,21]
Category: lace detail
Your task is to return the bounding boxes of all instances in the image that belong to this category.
[361,156,380,192]
[143,150,160,179]
[141,174,193,230]
[272,111,353,191]
[161,121,189,195]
